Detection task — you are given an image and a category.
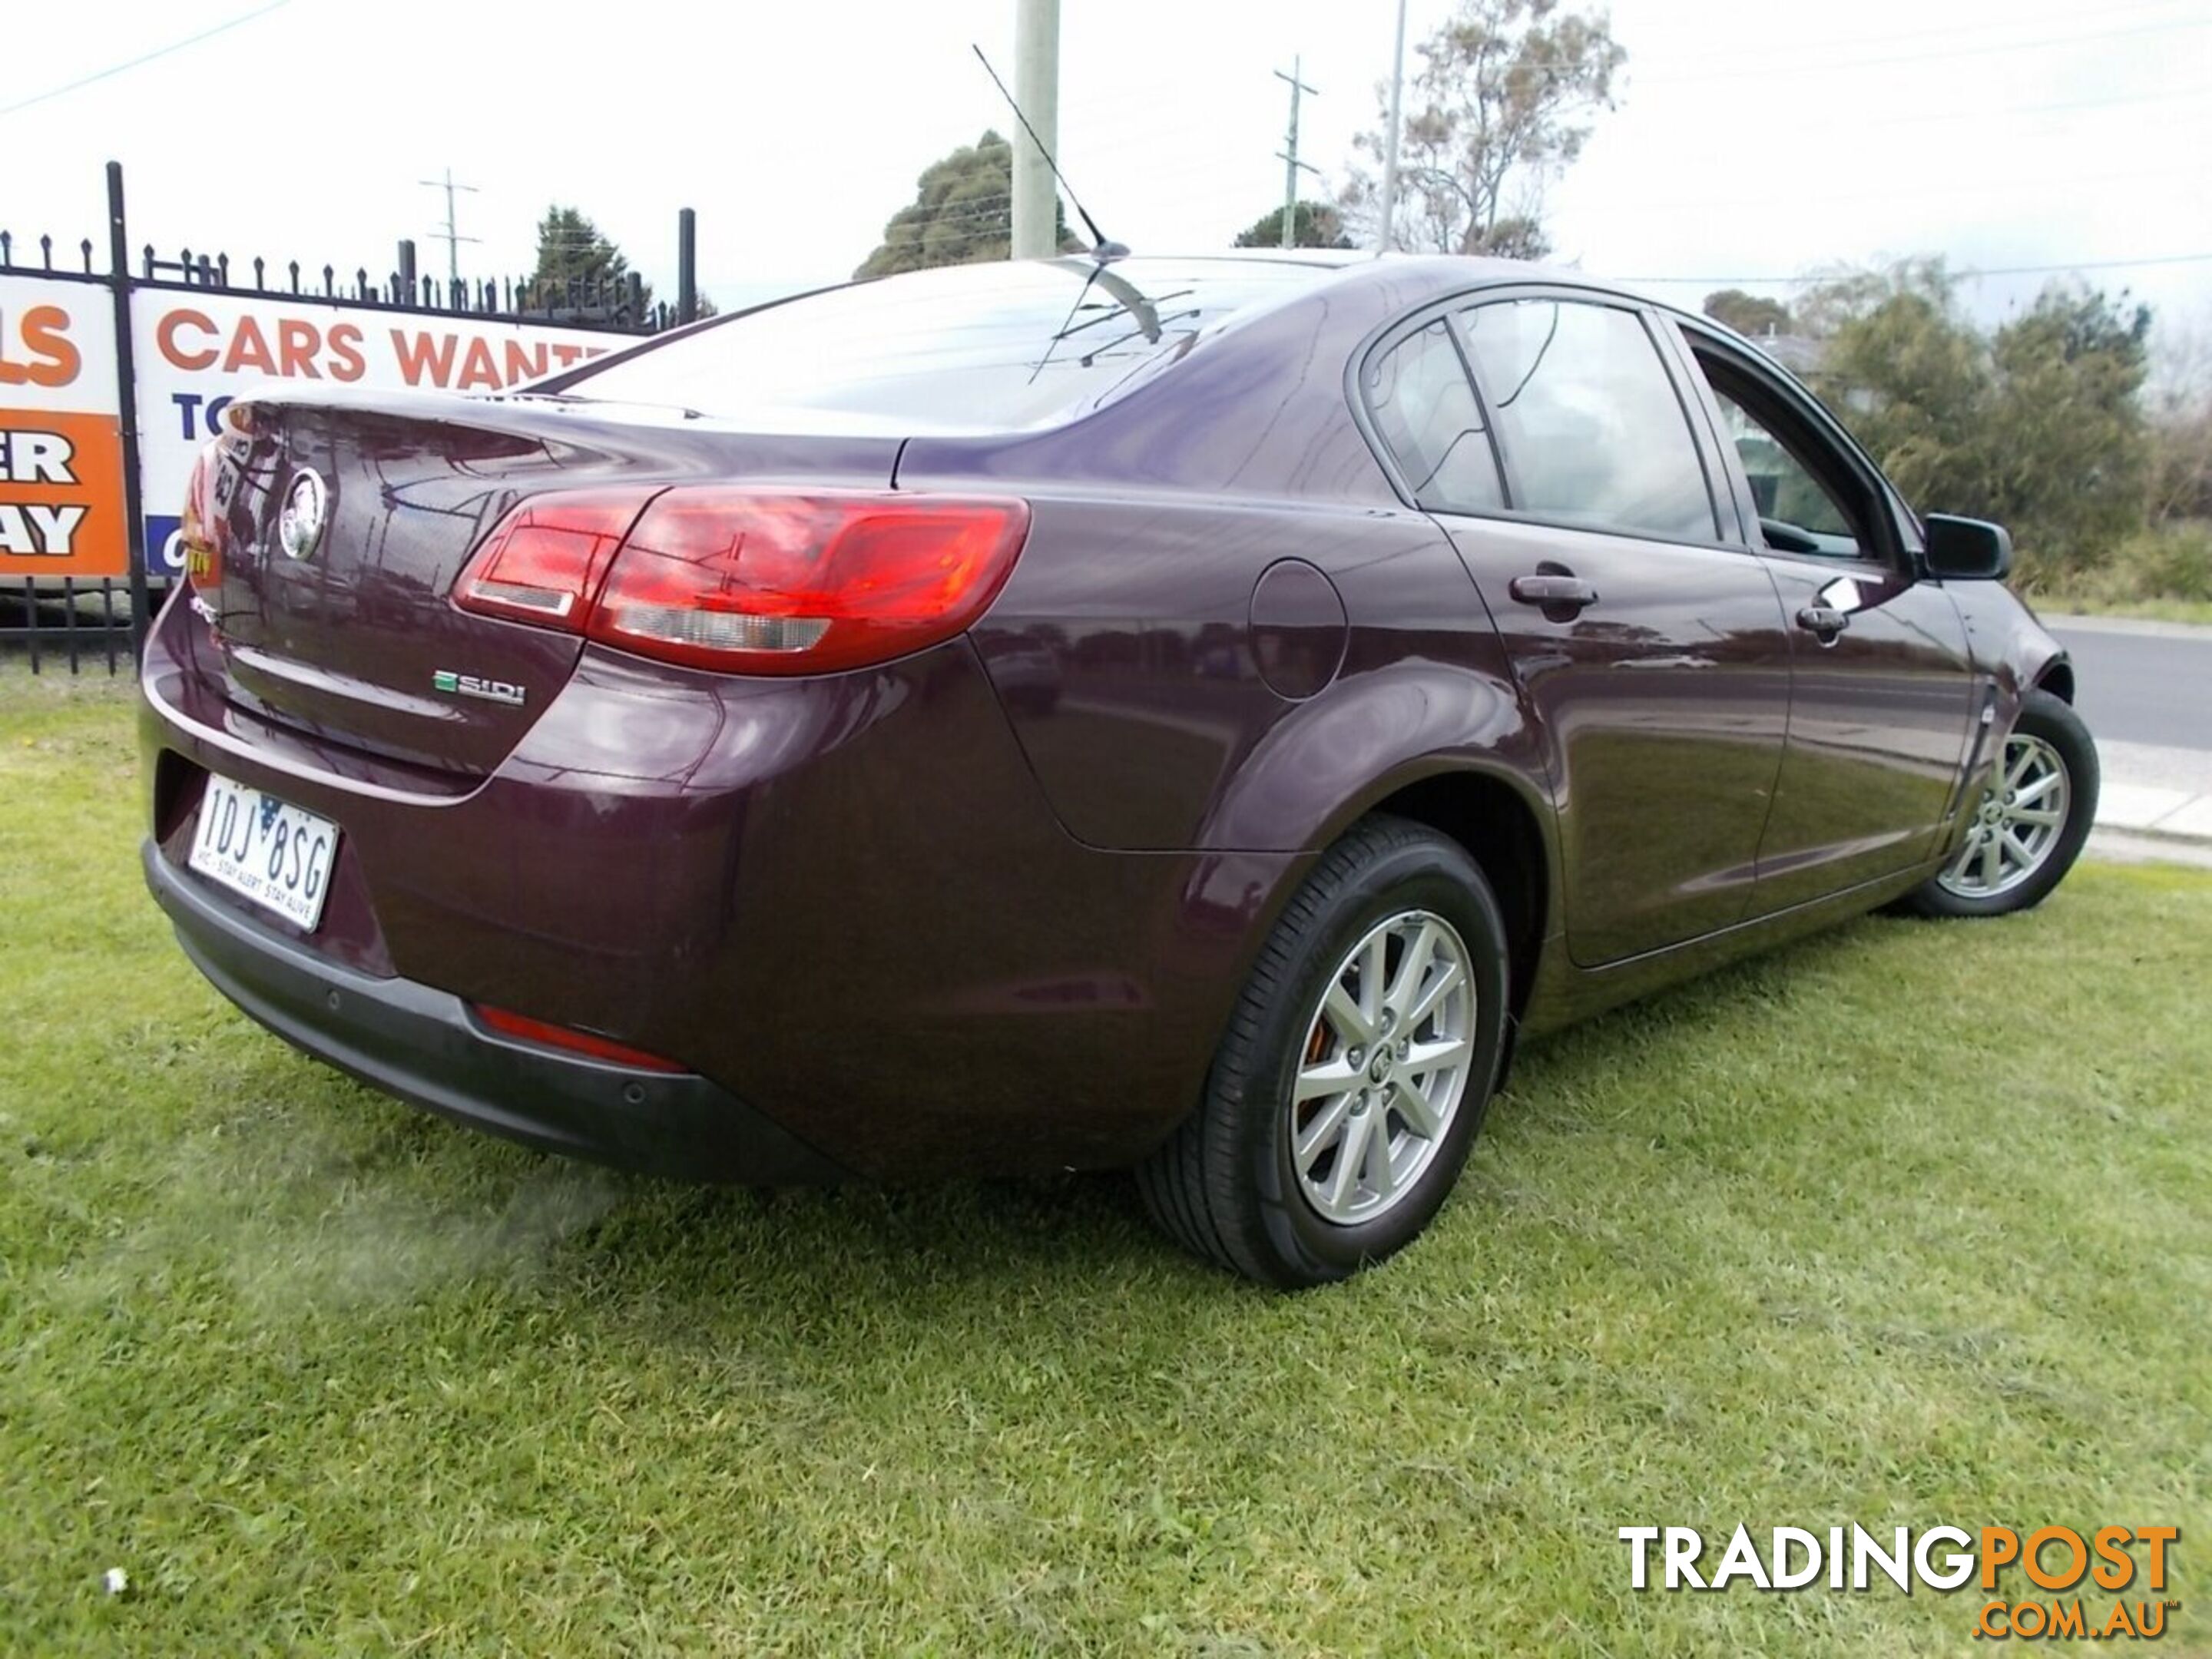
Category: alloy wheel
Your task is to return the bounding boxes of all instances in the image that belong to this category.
[1288,909,1475,1225]
[1936,732,2071,900]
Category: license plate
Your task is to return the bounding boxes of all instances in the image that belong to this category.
[186,773,340,930]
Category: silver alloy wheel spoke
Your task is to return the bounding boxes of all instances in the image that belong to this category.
[1293,1055,1361,1102]
[1322,982,1369,1045]
[1287,908,1477,1227]
[1295,1091,1356,1164]
[1390,1081,1443,1138]
[1328,1111,1375,1212]
[1405,1033,1472,1073]
[1384,919,1440,1017]
[1936,732,2071,901]
[1359,931,1389,1028]
[1402,959,1465,1031]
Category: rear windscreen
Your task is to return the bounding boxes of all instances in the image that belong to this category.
[558,257,1335,431]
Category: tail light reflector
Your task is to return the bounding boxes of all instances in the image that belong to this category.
[453,489,657,628]
[453,487,1030,676]
[472,1004,687,1073]
[180,440,227,584]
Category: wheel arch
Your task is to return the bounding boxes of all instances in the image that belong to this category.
[1359,768,1554,1023]
[1195,753,1558,1093]
[1230,760,1557,1035]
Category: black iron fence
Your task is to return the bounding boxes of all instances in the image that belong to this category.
[2,164,697,675]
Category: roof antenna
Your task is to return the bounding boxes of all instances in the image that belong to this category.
[972,44,1128,259]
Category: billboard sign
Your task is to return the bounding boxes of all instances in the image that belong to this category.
[0,275,126,579]
[129,293,621,577]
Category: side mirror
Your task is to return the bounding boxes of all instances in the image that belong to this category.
[1923,515,2012,580]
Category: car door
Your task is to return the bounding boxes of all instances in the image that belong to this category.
[1361,293,1793,967]
[1664,323,1979,913]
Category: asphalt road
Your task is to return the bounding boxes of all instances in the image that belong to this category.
[2047,617,2212,752]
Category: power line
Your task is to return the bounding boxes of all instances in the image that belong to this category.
[1042,77,2203,194]
[1069,10,2212,104]
[1721,81,2212,134]
[1055,72,2201,182]
[1623,0,2204,75]
[1653,12,2212,83]
[1618,253,2212,285]
[1672,0,2197,57]
[0,0,295,118]
[1598,159,2202,217]
[911,134,2208,224]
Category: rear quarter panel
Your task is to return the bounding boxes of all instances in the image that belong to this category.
[900,267,1555,860]
[944,494,1547,855]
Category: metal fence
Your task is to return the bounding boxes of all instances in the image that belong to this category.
[2,163,697,675]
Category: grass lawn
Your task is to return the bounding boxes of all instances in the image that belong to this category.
[2,672,2207,1656]
[2032,593,2212,628]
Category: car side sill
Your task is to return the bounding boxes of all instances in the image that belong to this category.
[1519,856,1940,1038]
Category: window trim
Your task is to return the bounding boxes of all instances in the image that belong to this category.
[1665,317,1922,577]
[1348,283,1743,555]
[1353,312,1511,517]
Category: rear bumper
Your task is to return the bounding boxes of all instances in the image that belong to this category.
[139,594,1293,1181]
[143,839,849,1184]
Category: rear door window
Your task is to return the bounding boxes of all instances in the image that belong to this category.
[1459,300,1719,543]
[1362,320,1505,513]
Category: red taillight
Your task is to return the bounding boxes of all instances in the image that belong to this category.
[453,487,1031,676]
[180,440,225,584]
[453,489,657,629]
[472,1004,687,1073]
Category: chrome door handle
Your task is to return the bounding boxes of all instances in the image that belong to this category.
[1796,604,1849,643]
[1508,573,1599,611]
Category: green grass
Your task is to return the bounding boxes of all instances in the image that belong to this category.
[2,672,2207,1656]
[2030,593,2212,628]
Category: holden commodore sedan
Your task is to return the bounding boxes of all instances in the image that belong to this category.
[140,253,2096,1286]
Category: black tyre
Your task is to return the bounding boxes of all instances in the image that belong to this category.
[1137,815,1511,1287]
[1905,688,2098,919]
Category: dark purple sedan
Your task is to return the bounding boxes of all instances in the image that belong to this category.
[140,253,2096,1285]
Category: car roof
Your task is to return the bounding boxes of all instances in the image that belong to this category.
[1174,251,1802,383]
[1088,249,1692,326]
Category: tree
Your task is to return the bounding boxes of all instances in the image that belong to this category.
[528,206,651,314]
[1233,200,1353,250]
[1982,286,2151,576]
[1701,288,1793,338]
[855,131,1073,280]
[1797,260,2152,584]
[1341,0,1625,257]
[2145,315,2212,524]
[1797,260,1996,520]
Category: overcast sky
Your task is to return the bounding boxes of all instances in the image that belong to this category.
[7,0,2209,334]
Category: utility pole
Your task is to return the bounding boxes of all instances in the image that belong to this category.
[1378,0,1409,252]
[1273,57,1320,250]
[418,167,480,294]
[1010,0,1061,260]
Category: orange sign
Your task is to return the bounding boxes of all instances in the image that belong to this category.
[0,409,126,578]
